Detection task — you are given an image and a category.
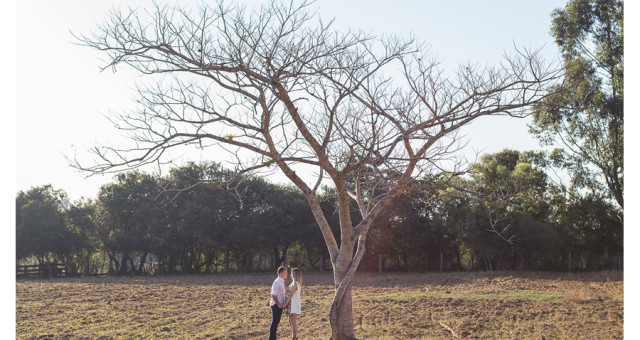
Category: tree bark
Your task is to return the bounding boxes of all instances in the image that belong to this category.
[328,232,373,339]
[330,248,357,340]
[331,285,356,340]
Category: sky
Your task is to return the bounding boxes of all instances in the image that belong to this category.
[6,0,640,336]
[13,0,570,202]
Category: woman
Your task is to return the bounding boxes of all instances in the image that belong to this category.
[284,268,302,340]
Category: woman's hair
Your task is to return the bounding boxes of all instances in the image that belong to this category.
[291,268,303,285]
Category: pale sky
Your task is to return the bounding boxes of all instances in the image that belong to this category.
[14,0,568,202]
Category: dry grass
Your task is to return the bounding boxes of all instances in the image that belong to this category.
[16,271,623,339]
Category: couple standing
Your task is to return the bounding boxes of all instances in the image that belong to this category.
[269,266,303,340]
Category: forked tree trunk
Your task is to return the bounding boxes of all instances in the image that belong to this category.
[329,234,368,340]
[329,261,355,340]
[331,284,356,340]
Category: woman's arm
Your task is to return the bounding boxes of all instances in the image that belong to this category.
[284,283,297,306]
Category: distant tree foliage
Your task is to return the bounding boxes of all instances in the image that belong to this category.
[16,185,75,267]
[17,154,621,275]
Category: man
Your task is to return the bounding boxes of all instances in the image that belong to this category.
[269,266,288,340]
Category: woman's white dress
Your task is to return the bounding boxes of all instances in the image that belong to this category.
[289,283,301,315]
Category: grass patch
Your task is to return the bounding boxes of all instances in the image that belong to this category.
[379,289,564,303]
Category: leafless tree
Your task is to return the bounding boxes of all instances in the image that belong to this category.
[73,1,561,338]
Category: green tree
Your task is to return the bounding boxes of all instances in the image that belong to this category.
[94,171,163,274]
[16,185,74,269]
[555,194,622,266]
[363,191,459,271]
[160,162,238,273]
[223,177,275,272]
[259,184,314,267]
[458,150,559,270]
[468,150,550,238]
[64,198,98,275]
[530,0,623,209]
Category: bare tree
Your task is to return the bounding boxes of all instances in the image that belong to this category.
[73,1,560,338]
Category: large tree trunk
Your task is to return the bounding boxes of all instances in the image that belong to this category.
[328,186,359,339]
[330,249,357,340]
[329,232,371,339]
[331,284,355,340]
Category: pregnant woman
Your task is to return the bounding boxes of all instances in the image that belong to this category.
[284,268,303,340]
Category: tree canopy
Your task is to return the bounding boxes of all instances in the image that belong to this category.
[530,0,623,210]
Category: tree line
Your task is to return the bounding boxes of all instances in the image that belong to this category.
[16,149,622,275]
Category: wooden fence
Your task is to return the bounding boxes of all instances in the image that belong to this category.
[16,263,67,278]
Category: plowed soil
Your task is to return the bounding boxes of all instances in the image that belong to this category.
[16,271,623,339]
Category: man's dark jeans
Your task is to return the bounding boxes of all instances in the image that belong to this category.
[269,304,283,340]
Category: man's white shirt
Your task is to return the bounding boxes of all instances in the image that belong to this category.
[270,276,285,306]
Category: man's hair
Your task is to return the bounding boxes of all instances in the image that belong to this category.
[277,266,287,275]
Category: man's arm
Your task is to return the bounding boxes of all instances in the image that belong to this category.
[271,294,283,308]
[270,280,283,308]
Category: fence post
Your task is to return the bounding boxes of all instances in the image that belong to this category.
[568,252,572,272]
[617,256,623,270]
[440,252,443,272]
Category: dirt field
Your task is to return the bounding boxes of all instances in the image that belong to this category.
[16,271,623,339]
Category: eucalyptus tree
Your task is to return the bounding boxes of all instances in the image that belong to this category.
[461,150,558,269]
[530,0,623,210]
[463,150,550,239]
[74,1,559,337]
